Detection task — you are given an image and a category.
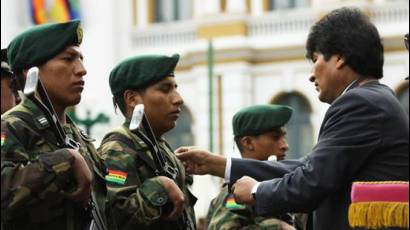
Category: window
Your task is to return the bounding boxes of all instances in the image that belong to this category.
[272,92,313,159]
[154,0,192,23]
[268,0,309,11]
[163,105,194,149]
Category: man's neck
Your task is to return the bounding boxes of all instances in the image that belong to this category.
[53,104,67,124]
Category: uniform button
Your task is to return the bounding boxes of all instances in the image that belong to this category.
[157,197,164,204]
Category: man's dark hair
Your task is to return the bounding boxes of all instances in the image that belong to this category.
[113,96,127,116]
[234,136,245,153]
[306,7,384,79]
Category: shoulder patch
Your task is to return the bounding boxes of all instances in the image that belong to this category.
[1,132,5,147]
[105,169,128,185]
[36,115,49,128]
[225,194,246,210]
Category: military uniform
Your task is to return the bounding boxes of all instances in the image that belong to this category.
[1,98,105,230]
[100,54,196,229]
[98,122,196,229]
[1,20,106,230]
[207,185,283,230]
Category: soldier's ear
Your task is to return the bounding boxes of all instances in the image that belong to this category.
[124,89,143,107]
[241,136,254,151]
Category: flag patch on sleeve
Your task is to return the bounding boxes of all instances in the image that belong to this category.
[1,133,5,147]
[105,169,128,185]
[225,194,246,210]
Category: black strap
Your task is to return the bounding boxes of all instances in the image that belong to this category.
[9,110,59,147]
[101,134,157,172]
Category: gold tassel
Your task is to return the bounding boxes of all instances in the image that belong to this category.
[348,202,409,229]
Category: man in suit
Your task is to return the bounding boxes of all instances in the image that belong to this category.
[176,7,409,230]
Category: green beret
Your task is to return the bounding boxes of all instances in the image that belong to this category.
[1,48,13,76]
[109,54,180,97]
[233,104,293,137]
[7,20,83,72]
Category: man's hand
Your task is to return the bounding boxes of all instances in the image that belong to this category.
[64,149,93,203]
[158,176,185,221]
[176,147,226,177]
[281,221,297,230]
[231,176,258,206]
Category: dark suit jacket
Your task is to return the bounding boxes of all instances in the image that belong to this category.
[230,81,409,230]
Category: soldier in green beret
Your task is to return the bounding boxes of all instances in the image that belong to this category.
[1,20,106,230]
[1,48,17,114]
[98,54,196,230]
[206,104,302,230]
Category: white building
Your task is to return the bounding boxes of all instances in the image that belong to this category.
[2,0,408,219]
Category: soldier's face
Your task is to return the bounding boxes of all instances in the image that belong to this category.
[37,46,86,109]
[141,76,184,136]
[242,127,289,161]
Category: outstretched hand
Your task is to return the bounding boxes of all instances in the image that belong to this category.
[176,146,226,177]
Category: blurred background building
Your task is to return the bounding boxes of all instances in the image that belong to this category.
[2,0,408,220]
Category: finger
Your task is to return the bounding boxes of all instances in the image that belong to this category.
[63,186,91,202]
[231,182,236,192]
[63,188,84,202]
[163,205,183,221]
[232,192,240,203]
[163,200,184,220]
[176,151,192,161]
[175,146,191,153]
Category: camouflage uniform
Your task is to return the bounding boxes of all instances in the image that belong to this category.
[1,98,106,230]
[206,186,284,230]
[98,121,196,230]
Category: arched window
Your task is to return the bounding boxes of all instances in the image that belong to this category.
[272,92,313,159]
[396,83,409,115]
[154,0,192,23]
[164,105,194,149]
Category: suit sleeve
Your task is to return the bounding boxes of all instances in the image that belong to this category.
[1,119,75,217]
[230,158,306,183]
[254,92,383,215]
[99,140,170,226]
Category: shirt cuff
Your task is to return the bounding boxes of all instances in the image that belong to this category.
[224,157,232,183]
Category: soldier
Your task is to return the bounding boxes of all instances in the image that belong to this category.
[206,104,299,230]
[1,20,106,230]
[98,54,196,230]
[1,48,17,114]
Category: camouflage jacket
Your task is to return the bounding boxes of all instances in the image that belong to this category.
[1,98,106,230]
[97,122,196,230]
[207,186,290,230]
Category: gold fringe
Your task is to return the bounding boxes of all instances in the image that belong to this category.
[349,202,409,229]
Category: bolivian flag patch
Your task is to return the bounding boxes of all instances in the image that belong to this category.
[1,133,5,147]
[105,169,128,185]
[225,194,246,210]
